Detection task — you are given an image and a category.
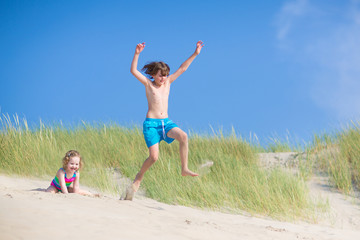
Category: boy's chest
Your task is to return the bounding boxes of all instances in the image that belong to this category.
[147,84,170,99]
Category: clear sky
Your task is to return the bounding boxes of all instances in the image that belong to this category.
[1,0,360,144]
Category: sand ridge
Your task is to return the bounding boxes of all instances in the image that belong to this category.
[1,173,360,240]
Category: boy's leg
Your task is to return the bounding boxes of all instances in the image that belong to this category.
[133,143,160,191]
[167,127,199,177]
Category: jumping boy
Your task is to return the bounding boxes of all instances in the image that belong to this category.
[125,41,204,200]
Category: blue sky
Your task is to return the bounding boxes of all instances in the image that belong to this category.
[1,0,360,144]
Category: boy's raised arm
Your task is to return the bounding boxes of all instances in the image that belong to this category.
[130,42,149,86]
[169,41,204,83]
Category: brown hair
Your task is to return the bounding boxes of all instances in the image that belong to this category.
[142,61,170,79]
[62,150,83,172]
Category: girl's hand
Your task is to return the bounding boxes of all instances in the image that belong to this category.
[195,41,204,55]
[135,42,145,54]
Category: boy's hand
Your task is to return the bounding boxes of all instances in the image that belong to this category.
[135,42,145,54]
[195,41,204,55]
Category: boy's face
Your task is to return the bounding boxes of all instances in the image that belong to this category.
[152,70,168,86]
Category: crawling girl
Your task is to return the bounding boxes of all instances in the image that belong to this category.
[46,150,95,196]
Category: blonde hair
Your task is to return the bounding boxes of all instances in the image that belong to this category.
[62,150,83,172]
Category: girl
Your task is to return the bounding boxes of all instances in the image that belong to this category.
[46,150,93,196]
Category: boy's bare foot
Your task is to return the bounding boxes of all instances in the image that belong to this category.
[181,169,199,177]
[123,182,140,201]
[123,184,136,201]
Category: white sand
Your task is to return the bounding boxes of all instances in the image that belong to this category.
[1,174,359,240]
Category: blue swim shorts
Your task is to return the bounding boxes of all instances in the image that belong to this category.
[143,118,178,148]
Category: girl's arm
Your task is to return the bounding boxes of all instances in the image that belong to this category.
[169,41,204,83]
[72,172,80,193]
[130,42,149,86]
[57,170,69,194]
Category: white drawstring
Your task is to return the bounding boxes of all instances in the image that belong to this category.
[161,120,166,139]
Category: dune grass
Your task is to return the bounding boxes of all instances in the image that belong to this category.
[0,114,330,220]
[307,122,360,193]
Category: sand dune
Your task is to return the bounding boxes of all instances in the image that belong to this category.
[0,172,359,240]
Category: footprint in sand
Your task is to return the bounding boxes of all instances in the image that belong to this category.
[266,226,286,232]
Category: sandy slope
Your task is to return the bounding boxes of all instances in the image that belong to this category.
[0,173,359,240]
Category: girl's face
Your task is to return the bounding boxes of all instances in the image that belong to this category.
[152,70,168,86]
[66,156,80,172]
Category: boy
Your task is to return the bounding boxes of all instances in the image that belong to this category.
[125,41,204,200]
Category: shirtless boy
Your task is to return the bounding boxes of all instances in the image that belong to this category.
[125,41,204,200]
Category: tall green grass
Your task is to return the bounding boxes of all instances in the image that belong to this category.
[308,122,360,193]
[0,114,319,219]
